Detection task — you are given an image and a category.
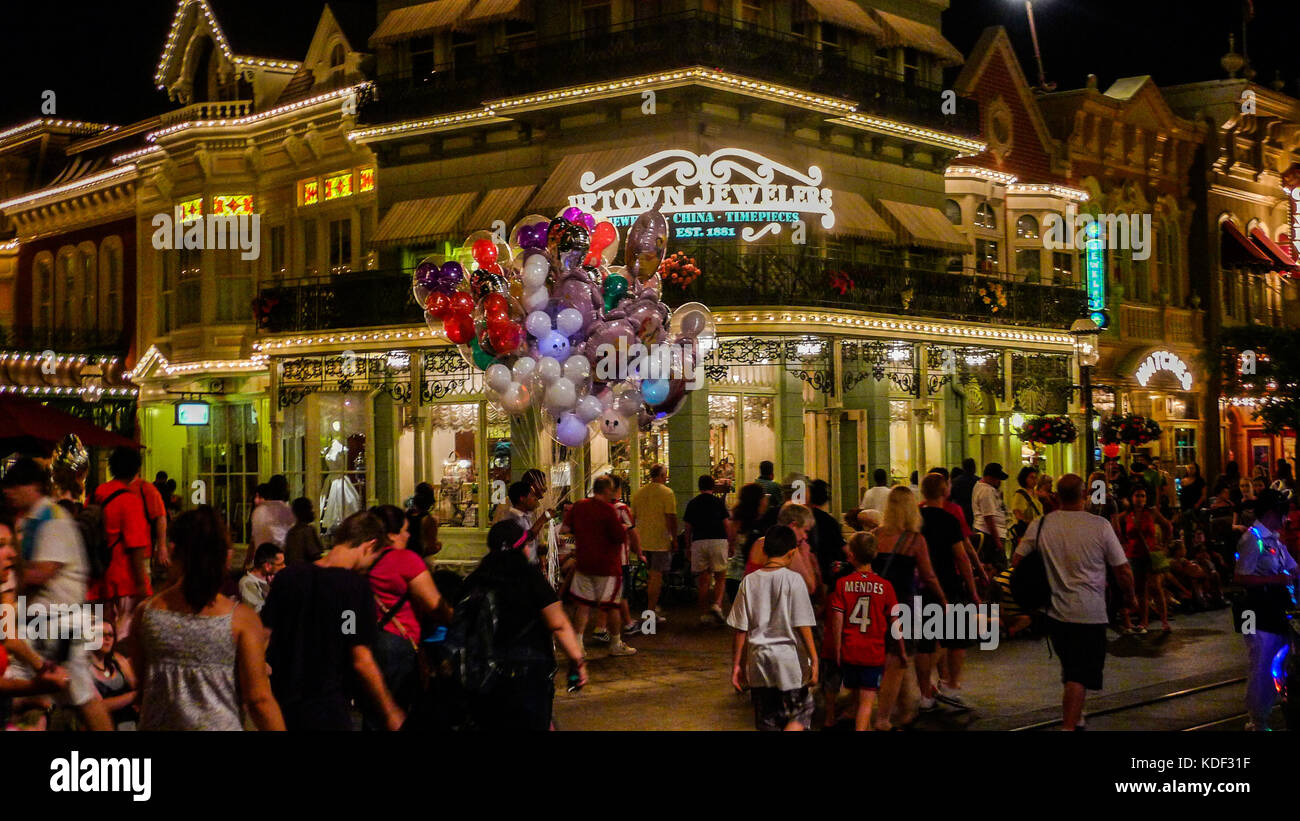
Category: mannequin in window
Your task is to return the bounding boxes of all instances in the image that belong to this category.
[319,434,361,532]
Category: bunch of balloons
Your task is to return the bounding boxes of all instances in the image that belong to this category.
[411,200,715,448]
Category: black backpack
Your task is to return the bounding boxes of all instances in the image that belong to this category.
[443,584,542,696]
[1010,512,1053,612]
[56,489,130,581]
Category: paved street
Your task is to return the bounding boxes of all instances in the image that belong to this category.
[554,605,1252,731]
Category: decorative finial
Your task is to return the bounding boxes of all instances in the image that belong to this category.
[1221,34,1244,79]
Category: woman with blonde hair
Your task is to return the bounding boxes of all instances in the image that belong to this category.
[866,486,945,730]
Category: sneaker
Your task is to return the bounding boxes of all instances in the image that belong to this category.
[918,695,937,710]
[710,603,726,622]
[935,684,969,709]
[622,621,641,634]
[698,613,717,625]
[608,642,637,656]
[654,609,668,623]
[590,630,612,644]
[1131,625,1148,635]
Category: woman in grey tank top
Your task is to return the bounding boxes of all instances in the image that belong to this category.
[128,507,284,731]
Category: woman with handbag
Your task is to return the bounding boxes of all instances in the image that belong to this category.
[365,505,452,730]
[1113,488,1173,634]
[1010,467,1042,547]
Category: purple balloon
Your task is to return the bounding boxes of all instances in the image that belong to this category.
[578,212,597,231]
[437,261,465,293]
[556,412,589,448]
[517,225,539,249]
[533,221,549,247]
[555,278,599,335]
[561,206,584,222]
[415,261,440,289]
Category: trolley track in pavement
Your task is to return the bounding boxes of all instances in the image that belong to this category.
[1010,677,1249,731]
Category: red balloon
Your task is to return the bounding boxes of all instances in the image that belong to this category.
[472,239,498,267]
[487,319,523,353]
[482,292,510,320]
[443,311,475,344]
[1103,443,1121,459]
[449,291,475,315]
[425,291,452,319]
[584,221,618,265]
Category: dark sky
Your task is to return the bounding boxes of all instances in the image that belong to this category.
[0,0,1294,127]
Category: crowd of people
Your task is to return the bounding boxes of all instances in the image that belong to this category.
[1,439,1295,733]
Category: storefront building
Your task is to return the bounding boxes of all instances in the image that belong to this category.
[253,1,1090,560]
[1038,74,1205,475]
[1165,60,1300,481]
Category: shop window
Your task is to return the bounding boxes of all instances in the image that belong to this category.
[1016,214,1039,239]
[280,403,306,503]
[975,202,996,230]
[943,199,962,226]
[640,425,670,487]
[409,35,435,79]
[1015,248,1041,279]
[192,403,261,546]
[319,394,367,533]
[1174,428,1196,466]
[329,218,353,274]
[975,239,999,273]
[428,402,481,528]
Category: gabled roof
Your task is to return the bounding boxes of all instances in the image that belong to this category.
[950,27,1065,185]
[155,0,325,88]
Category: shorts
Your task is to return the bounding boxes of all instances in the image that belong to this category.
[1047,618,1107,691]
[841,663,885,690]
[751,686,815,731]
[567,571,623,609]
[691,539,729,573]
[644,550,673,574]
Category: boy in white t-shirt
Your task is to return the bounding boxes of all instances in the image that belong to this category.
[727,525,819,731]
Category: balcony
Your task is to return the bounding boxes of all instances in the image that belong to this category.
[1118,303,1205,345]
[363,11,978,138]
[257,255,1085,336]
[158,100,252,127]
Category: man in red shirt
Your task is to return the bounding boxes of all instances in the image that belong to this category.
[825,532,901,731]
[562,475,635,656]
[88,447,153,639]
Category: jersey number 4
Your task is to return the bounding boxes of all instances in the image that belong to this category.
[848,596,872,632]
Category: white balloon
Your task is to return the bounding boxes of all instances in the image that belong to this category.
[523,253,550,288]
[556,307,584,337]
[525,311,552,339]
[512,356,537,382]
[563,354,592,384]
[536,356,562,384]
[614,386,643,416]
[544,377,577,413]
[524,287,549,312]
[501,382,532,414]
[600,407,632,441]
[485,363,512,393]
[575,393,604,423]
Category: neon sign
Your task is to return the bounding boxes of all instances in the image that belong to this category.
[567,148,834,242]
[1134,350,1193,391]
[1288,185,1300,263]
[1085,220,1104,311]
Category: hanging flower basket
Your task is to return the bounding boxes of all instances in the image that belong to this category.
[1099,413,1161,446]
[658,251,701,288]
[1018,415,1078,445]
[978,281,1007,313]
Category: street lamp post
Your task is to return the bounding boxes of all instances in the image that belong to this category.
[1071,318,1101,476]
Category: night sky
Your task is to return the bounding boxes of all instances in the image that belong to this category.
[0,0,1294,127]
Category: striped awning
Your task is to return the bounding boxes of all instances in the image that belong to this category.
[804,0,884,37]
[528,145,657,214]
[463,0,529,26]
[878,200,970,253]
[830,192,894,242]
[871,10,964,66]
[373,192,477,246]
[1221,220,1271,267]
[465,185,537,231]
[371,0,475,46]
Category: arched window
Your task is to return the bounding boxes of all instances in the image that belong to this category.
[1015,214,1039,239]
[330,43,346,68]
[943,199,962,225]
[56,247,77,329]
[975,202,996,230]
[32,254,53,330]
[78,242,97,333]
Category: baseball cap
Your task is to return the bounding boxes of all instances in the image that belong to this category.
[982,462,1009,481]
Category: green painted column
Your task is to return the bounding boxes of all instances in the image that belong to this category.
[837,411,858,514]
[666,382,710,516]
[776,367,806,487]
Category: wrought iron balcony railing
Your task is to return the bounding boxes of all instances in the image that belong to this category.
[256,255,1086,336]
[363,10,978,138]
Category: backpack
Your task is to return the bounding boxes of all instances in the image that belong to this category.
[1009,512,1053,612]
[78,489,131,581]
[442,583,543,697]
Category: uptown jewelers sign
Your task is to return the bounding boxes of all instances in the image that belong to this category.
[567,148,834,242]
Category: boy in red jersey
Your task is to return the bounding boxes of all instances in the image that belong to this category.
[825,532,903,731]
